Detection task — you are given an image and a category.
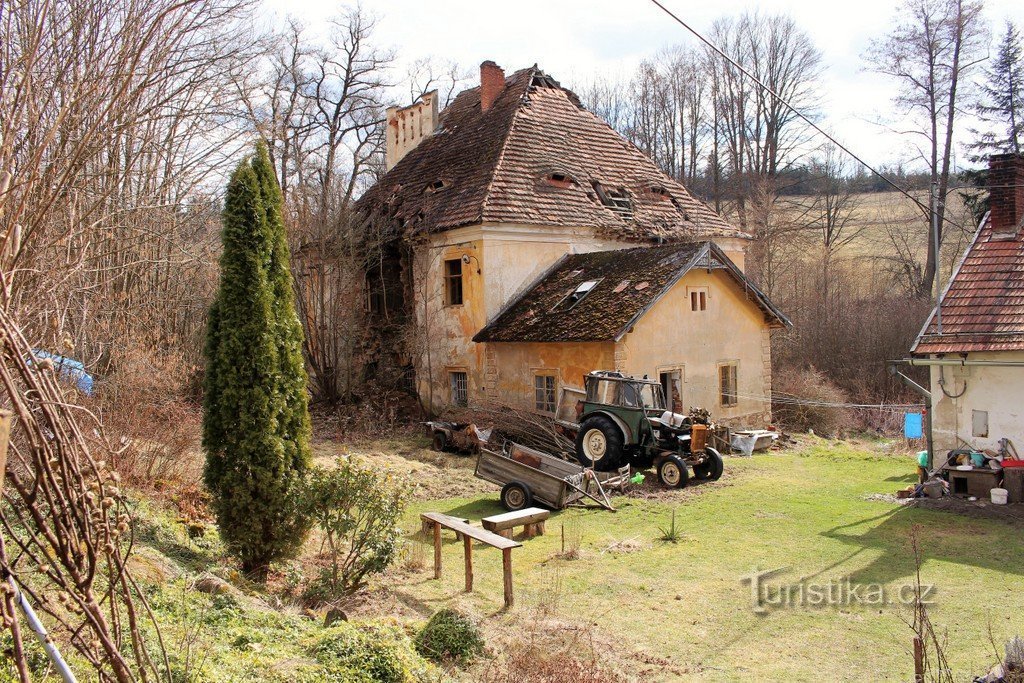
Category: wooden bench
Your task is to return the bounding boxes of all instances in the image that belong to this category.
[481,507,550,539]
[420,512,522,608]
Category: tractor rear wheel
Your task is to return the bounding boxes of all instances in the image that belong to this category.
[658,455,689,488]
[575,415,624,471]
[692,447,724,481]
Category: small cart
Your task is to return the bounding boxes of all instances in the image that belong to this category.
[475,441,631,511]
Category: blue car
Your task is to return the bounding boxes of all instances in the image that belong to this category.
[29,350,95,396]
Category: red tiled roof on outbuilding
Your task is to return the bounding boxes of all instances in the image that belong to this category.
[913,154,1024,354]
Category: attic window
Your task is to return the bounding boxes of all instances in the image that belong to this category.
[552,279,603,312]
[591,181,633,219]
[545,172,575,189]
[424,179,450,194]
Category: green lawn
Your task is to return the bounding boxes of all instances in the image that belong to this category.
[393,439,1024,681]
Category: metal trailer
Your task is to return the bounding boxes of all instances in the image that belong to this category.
[475,441,631,511]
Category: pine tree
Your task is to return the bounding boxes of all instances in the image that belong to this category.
[203,142,311,580]
[973,21,1023,156]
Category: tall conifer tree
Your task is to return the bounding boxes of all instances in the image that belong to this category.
[203,143,311,579]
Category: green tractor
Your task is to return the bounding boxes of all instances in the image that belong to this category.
[573,371,724,488]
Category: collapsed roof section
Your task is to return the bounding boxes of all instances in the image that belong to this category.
[473,242,791,344]
[356,65,747,243]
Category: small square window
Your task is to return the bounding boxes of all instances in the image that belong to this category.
[690,288,707,312]
[449,371,468,407]
[534,374,556,413]
[445,259,463,306]
[719,363,738,407]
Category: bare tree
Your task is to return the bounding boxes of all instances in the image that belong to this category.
[866,0,988,297]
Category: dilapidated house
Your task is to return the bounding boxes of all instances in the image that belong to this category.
[357,61,790,423]
[911,153,1024,454]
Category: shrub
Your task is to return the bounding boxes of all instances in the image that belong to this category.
[314,622,435,683]
[414,609,484,665]
[301,457,410,600]
[772,366,853,437]
[202,143,312,580]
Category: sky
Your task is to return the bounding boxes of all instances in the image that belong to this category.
[260,0,1024,170]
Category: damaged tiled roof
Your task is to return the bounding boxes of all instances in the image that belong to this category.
[473,242,789,343]
[913,214,1024,354]
[356,66,745,242]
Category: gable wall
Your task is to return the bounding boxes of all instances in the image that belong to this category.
[615,268,772,424]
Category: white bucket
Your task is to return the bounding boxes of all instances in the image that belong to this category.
[991,488,1009,505]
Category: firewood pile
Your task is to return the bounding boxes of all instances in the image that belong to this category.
[445,401,575,458]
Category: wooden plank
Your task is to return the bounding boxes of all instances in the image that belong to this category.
[502,547,513,608]
[463,535,473,592]
[481,507,550,531]
[420,512,521,550]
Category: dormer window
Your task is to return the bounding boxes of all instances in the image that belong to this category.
[545,172,575,189]
[591,181,633,219]
[425,179,451,194]
[552,279,602,312]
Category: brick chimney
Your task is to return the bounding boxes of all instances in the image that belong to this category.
[480,61,505,113]
[385,90,439,171]
[988,153,1024,240]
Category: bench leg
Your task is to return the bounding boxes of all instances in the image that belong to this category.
[500,529,512,540]
[523,523,535,538]
[502,547,513,608]
[463,535,473,592]
[433,521,442,579]
[536,520,545,535]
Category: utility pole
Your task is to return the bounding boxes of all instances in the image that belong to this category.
[931,181,943,335]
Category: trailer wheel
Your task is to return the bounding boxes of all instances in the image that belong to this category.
[575,415,624,471]
[658,455,689,488]
[431,432,448,452]
[500,482,533,511]
[692,447,724,481]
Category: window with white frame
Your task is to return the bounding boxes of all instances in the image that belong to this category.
[534,374,557,413]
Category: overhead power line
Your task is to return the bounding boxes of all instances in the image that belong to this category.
[646,0,959,224]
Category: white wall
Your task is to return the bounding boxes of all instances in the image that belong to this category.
[929,351,1024,453]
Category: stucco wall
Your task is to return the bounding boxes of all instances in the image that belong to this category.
[483,341,615,411]
[414,222,759,416]
[616,268,772,424]
[928,351,1024,453]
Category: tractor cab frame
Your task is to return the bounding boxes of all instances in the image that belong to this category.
[574,371,724,488]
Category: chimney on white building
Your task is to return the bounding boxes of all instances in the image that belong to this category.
[479,60,505,113]
[385,90,439,171]
[989,153,1024,240]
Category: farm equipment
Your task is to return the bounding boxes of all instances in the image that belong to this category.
[425,421,489,455]
[475,441,631,511]
[573,371,724,488]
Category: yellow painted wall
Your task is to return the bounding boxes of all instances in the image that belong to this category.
[928,352,1024,453]
[484,342,615,411]
[616,268,772,424]
[414,222,763,418]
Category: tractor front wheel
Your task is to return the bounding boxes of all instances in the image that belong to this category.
[658,455,689,488]
[575,415,624,471]
[692,447,724,481]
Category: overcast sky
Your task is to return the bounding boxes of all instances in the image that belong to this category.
[262,0,1024,170]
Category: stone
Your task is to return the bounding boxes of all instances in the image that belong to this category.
[194,574,231,595]
[324,608,348,627]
